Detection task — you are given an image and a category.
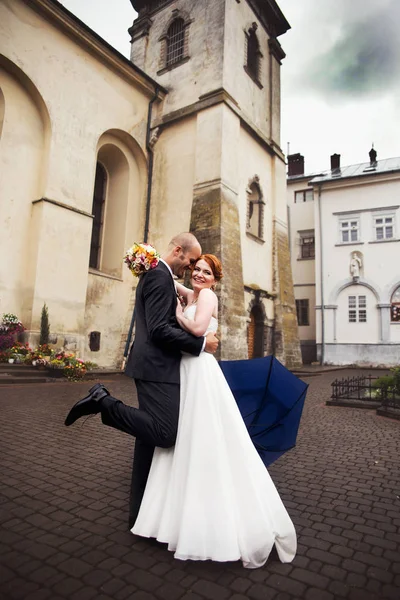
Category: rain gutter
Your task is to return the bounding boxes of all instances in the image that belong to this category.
[123,85,160,364]
[317,185,325,364]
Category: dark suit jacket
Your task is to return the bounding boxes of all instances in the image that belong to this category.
[125,261,204,383]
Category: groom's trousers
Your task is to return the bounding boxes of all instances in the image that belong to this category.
[100,379,180,527]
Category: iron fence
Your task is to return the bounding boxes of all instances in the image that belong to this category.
[331,374,400,409]
[380,389,400,410]
[331,375,378,402]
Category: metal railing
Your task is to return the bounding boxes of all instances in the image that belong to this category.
[380,388,400,410]
[331,374,400,410]
[331,375,378,402]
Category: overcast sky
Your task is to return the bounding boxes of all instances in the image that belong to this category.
[60,0,399,173]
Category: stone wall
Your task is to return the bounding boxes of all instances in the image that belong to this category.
[190,183,248,361]
[273,219,303,368]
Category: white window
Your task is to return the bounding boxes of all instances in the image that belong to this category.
[295,189,313,203]
[374,215,394,240]
[348,295,367,323]
[340,218,360,243]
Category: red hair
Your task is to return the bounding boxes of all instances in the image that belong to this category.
[193,254,223,282]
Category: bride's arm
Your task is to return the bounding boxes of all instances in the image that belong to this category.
[175,281,194,305]
[176,288,217,336]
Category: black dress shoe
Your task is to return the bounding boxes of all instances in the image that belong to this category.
[64,383,110,426]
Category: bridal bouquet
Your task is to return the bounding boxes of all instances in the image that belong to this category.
[124,242,160,277]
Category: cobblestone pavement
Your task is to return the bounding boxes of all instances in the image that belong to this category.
[1,369,400,600]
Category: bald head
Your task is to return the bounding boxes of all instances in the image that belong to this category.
[168,232,200,253]
[163,232,202,278]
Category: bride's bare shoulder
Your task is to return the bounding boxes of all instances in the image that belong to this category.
[198,288,217,300]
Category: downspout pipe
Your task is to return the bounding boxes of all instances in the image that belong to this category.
[123,85,160,364]
[317,185,325,365]
[143,84,160,243]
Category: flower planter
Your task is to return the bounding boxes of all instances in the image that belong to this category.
[46,368,66,379]
[8,358,14,364]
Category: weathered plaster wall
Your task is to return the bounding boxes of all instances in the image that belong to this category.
[0,0,151,366]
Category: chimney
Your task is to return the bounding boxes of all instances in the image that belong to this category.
[330,153,341,171]
[369,145,377,166]
[287,153,305,177]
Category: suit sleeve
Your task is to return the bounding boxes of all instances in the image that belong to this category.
[142,270,204,356]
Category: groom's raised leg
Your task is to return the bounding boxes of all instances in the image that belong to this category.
[64,383,110,426]
[129,438,154,528]
[101,380,180,448]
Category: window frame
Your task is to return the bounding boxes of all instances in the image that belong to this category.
[158,11,192,75]
[89,162,107,270]
[166,18,185,67]
[391,286,400,322]
[296,299,310,327]
[294,189,313,203]
[339,217,360,244]
[244,24,263,88]
[348,294,367,323]
[298,230,315,260]
[373,214,395,241]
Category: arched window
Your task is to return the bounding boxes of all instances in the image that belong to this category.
[89,162,107,270]
[246,180,264,240]
[248,304,264,359]
[166,18,185,66]
[158,11,192,74]
[245,24,262,85]
[391,286,400,322]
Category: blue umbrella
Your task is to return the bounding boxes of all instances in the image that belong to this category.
[219,356,308,467]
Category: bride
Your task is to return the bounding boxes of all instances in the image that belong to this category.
[131,254,297,568]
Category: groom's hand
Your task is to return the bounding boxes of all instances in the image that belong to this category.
[205,332,219,354]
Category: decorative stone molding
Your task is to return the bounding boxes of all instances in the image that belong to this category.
[128,15,153,43]
[148,126,160,149]
[246,175,265,240]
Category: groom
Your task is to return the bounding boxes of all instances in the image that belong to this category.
[65,232,219,526]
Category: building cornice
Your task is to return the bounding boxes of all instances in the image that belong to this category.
[310,169,400,190]
[32,197,93,218]
[26,0,167,98]
[246,0,291,38]
[153,87,285,162]
[130,0,290,39]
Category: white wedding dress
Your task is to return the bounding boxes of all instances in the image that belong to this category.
[131,305,297,568]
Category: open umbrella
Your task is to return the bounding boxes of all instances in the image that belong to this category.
[219,356,308,467]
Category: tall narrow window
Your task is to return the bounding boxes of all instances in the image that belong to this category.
[296,299,309,326]
[90,163,107,270]
[391,286,400,322]
[166,18,185,67]
[248,305,264,359]
[299,231,315,259]
[245,24,262,86]
[348,295,367,323]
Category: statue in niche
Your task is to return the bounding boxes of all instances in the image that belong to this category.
[350,252,362,281]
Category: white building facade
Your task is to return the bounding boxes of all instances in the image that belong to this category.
[287,151,400,367]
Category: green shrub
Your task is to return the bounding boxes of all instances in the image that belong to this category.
[39,304,50,346]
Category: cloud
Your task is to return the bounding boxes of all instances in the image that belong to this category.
[304,0,400,99]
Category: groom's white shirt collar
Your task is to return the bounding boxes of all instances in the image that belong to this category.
[159,258,175,281]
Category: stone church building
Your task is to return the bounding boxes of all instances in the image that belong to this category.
[0,0,301,368]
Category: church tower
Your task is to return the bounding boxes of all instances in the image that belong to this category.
[129,0,302,367]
